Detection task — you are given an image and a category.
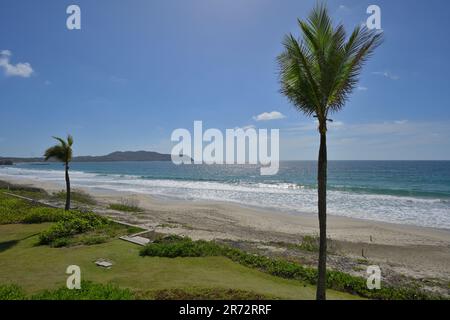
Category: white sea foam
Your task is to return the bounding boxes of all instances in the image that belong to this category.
[1,166,449,229]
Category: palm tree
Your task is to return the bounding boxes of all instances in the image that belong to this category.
[277,4,382,300]
[44,135,74,210]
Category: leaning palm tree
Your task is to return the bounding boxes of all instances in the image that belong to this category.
[277,4,382,300]
[44,135,74,210]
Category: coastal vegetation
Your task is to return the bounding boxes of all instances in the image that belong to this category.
[0,189,357,300]
[139,236,439,300]
[109,198,143,213]
[44,135,74,210]
[0,192,139,247]
[0,281,279,300]
[52,190,97,206]
[277,4,382,299]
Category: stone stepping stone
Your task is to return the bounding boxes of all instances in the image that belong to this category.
[95,260,113,268]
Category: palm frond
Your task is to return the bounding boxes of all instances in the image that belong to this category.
[44,145,66,162]
[277,3,383,126]
[67,135,74,147]
[44,135,74,163]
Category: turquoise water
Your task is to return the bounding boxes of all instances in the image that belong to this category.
[1,161,450,229]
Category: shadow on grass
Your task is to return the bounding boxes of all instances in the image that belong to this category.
[0,240,19,253]
[0,233,40,253]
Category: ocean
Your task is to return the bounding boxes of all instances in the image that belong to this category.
[1,161,449,229]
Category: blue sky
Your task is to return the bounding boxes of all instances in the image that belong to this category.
[1,0,450,160]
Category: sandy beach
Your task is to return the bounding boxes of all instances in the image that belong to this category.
[1,174,450,295]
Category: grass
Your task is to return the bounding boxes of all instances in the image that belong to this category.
[0,191,141,247]
[0,181,49,200]
[140,236,442,300]
[0,223,357,300]
[0,282,275,300]
[108,203,143,213]
[0,190,442,300]
[52,190,97,205]
[109,197,144,213]
[0,281,133,300]
[298,235,320,252]
[139,287,275,300]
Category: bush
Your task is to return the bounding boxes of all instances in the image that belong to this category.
[79,234,109,245]
[32,281,133,300]
[0,193,65,224]
[22,207,68,224]
[38,212,108,245]
[146,288,274,300]
[0,281,133,300]
[140,237,223,258]
[0,284,27,300]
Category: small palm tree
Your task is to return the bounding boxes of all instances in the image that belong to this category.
[277,4,382,300]
[44,135,74,210]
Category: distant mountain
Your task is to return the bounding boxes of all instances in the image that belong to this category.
[0,160,13,165]
[0,151,177,163]
[73,151,172,162]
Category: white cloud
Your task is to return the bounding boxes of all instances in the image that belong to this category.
[338,4,350,12]
[357,86,368,91]
[242,124,256,130]
[253,111,286,122]
[372,71,400,80]
[0,50,34,78]
[234,124,256,131]
[394,120,408,125]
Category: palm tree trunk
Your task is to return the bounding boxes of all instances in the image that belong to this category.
[65,163,71,211]
[316,131,327,300]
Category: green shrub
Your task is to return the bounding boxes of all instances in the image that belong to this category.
[145,287,275,300]
[0,284,27,300]
[50,237,72,248]
[22,207,68,224]
[38,212,108,245]
[32,281,134,300]
[79,234,109,245]
[140,238,223,258]
[0,193,66,225]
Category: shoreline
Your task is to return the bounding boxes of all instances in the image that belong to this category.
[2,163,450,231]
[1,174,450,294]
[1,174,449,244]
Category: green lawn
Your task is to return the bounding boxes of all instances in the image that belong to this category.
[0,223,358,300]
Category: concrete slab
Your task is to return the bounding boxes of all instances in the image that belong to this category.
[95,260,113,268]
[119,235,151,246]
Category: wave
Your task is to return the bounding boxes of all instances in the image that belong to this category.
[1,166,449,229]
